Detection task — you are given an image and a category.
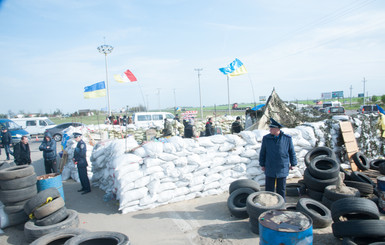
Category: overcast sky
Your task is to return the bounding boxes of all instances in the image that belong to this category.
[1,0,384,114]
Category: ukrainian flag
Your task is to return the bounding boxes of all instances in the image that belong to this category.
[219,58,248,77]
[83,81,106,99]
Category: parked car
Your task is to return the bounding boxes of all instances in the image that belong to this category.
[12,117,56,135]
[358,105,378,114]
[326,106,345,115]
[44,122,85,142]
[132,112,175,128]
[0,119,30,144]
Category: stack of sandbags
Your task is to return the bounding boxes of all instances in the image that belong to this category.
[0,165,37,228]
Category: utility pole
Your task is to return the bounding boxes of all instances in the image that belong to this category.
[157,88,161,112]
[194,68,203,120]
[363,77,366,106]
[173,89,177,114]
[349,85,353,107]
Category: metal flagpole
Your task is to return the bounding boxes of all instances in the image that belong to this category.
[248,74,257,106]
[227,76,231,115]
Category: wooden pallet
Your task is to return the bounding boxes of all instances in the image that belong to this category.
[340,121,359,171]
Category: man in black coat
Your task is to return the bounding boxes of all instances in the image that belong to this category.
[73,133,91,195]
[39,132,57,174]
[1,127,13,160]
[13,136,31,165]
[205,118,214,136]
[231,116,243,134]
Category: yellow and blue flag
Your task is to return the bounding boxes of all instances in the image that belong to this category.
[83,81,106,99]
[219,58,248,77]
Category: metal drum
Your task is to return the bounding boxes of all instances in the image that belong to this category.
[36,173,65,201]
[259,210,313,245]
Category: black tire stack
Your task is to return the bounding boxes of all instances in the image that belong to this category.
[227,179,260,219]
[322,185,360,209]
[304,155,340,202]
[331,197,385,242]
[0,165,37,227]
[344,171,375,198]
[23,187,79,243]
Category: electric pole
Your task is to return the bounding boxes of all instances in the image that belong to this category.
[363,77,366,106]
[194,68,203,120]
[349,85,352,107]
[157,88,161,112]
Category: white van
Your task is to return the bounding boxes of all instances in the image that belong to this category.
[12,117,56,135]
[132,112,175,128]
[323,101,342,108]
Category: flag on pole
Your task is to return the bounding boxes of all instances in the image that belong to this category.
[83,81,106,99]
[114,69,137,83]
[219,58,248,77]
[377,104,385,115]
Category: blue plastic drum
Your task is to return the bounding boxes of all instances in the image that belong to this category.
[37,173,65,201]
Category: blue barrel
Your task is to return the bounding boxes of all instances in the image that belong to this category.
[37,173,65,201]
[259,210,313,245]
[377,176,385,213]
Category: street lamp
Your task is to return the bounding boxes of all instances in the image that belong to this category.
[97,44,113,116]
[194,68,203,120]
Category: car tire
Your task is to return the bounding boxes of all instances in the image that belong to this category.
[33,196,65,220]
[35,207,68,226]
[323,185,360,201]
[370,159,385,171]
[342,237,385,245]
[306,188,323,202]
[246,191,285,218]
[24,187,61,216]
[350,171,376,187]
[227,188,255,219]
[331,197,380,223]
[304,147,336,167]
[352,152,370,171]
[303,168,339,192]
[0,184,37,204]
[30,228,88,245]
[0,165,35,180]
[344,180,373,196]
[24,209,79,243]
[63,231,130,245]
[286,182,306,197]
[53,134,62,142]
[4,199,29,214]
[0,173,37,190]
[308,156,340,179]
[332,220,385,239]
[296,198,332,229]
[228,179,260,194]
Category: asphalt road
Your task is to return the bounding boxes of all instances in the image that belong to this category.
[0,138,341,245]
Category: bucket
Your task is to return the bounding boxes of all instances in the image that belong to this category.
[259,210,313,245]
[36,173,65,201]
[377,176,385,213]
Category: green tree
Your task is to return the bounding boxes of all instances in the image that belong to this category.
[372,95,378,102]
[381,95,385,104]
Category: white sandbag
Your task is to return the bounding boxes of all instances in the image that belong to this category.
[246,167,263,176]
[204,173,222,184]
[207,165,225,175]
[144,158,166,168]
[187,154,202,165]
[120,205,141,214]
[61,167,71,181]
[119,187,148,208]
[135,176,151,188]
[147,178,161,195]
[168,136,186,151]
[226,155,242,164]
[231,146,245,156]
[197,137,215,147]
[133,147,148,158]
[239,131,258,145]
[163,142,177,153]
[211,157,226,168]
[144,166,164,176]
[143,142,164,157]
[173,156,188,167]
[191,147,207,154]
[179,173,193,182]
[158,153,178,161]
[174,187,190,197]
[175,180,190,187]
[252,130,269,142]
[118,200,140,211]
[193,168,209,177]
[139,194,158,206]
[210,135,227,144]
[115,164,141,180]
[161,177,179,183]
[189,184,204,193]
[241,149,258,158]
[189,175,205,186]
[184,138,199,149]
[233,163,247,173]
[219,142,235,152]
[157,190,175,203]
[203,181,220,191]
[225,134,247,146]
[158,182,177,192]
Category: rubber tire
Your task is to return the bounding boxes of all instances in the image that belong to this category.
[344,180,373,196]
[0,173,37,190]
[296,197,332,229]
[35,207,68,226]
[227,188,255,219]
[342,237,385,245]
[304,147,336,167]
[229,179,260,194]
[331,197,380,223]
[323,185,360,201]
[350,171,376,187]
[30,228,87,245]
[0,165,35,180]
[4,199,29,214]
[246,191,285,218]
[352,152,370,171]
[340,166,352,180]
[332,220,385,239]
[63,231,129,245]
[380,162,385,175]
[286,182,306,197]
[0,184,37,204]
[24,187,61,215]
[24,209,79,243]
[370,159,385,171]
[285,203,297,211]
[53,134,62,142]
[321,195,334,209]
[306,188,323,202]
[308,156,340,179]
[304,168,339,192]
[34,196,65,220]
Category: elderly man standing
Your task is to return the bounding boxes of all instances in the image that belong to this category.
[259,118,297,200]
[73,133,91,195]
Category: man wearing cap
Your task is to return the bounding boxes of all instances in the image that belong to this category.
[231,116,243,134]
[259,118,297,200]
[73,133,91,194]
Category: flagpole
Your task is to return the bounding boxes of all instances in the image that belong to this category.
[227,75,231,116]
[248,74,257,106]
[97,43,114,116]
[137,82,147,112]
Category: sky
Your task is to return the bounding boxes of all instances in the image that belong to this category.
[1,0,385,114]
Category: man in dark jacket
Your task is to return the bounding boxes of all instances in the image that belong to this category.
[163,118,173,137]
[13,136,31,165]
[184,119,194,138]
[259,118,297,200]
[205,118,214,136]
[73,132,91,194]
[1,127,13,160]
[39,132,57,174]
[231,116,243,134]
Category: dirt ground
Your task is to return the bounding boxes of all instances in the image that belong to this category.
[0,139,382,244]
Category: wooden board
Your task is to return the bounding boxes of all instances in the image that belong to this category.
[339,121,359,171]
[59,151,68,173]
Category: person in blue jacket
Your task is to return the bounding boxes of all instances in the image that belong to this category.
[1,127,13,160]
[39,132,57,174]
[73,132,91,195]
[259,118,297,200]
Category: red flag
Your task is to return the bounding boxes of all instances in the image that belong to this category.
[124,69,137,82]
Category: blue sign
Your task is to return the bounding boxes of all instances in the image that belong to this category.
[332,91,343,98]
[358,93,364,98]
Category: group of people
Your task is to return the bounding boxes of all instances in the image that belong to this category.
[105,115,132,126]
[1,127,31,165]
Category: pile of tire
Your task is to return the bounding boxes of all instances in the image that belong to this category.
[321,185,360,209]
[30,229,130,245]
[0,165,38,228]
[23,187,79,243]
[343,171,375,198]
[246,191,285,234]
[304,155,340,202]
[227,179,260,219]
[331,197,385,243]
[286,181,306,197]
[296,198,332,229]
